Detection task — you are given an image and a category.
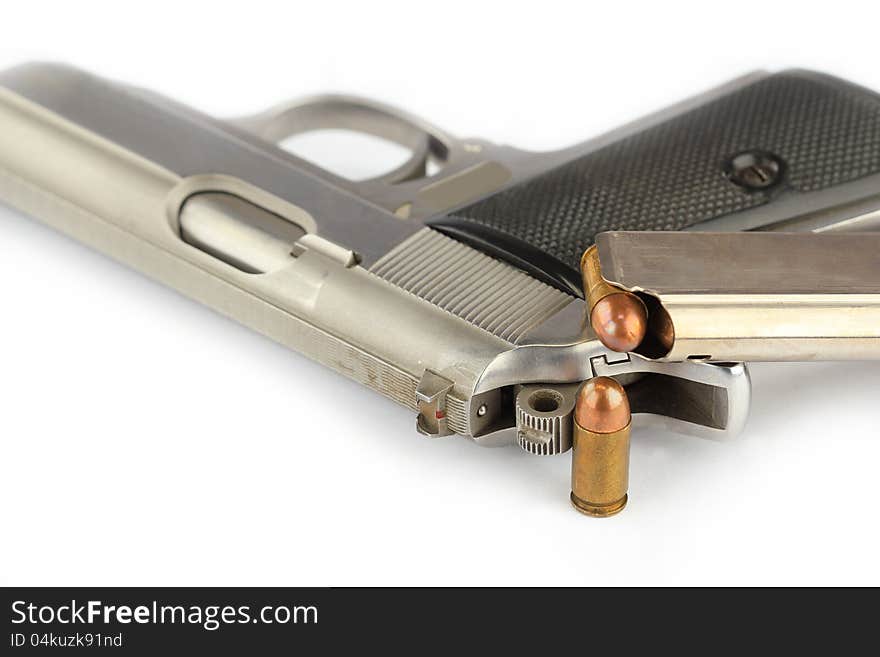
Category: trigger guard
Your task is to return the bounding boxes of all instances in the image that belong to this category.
[232,94,452,185]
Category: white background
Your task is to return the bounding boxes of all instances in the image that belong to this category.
[2,1,879,586]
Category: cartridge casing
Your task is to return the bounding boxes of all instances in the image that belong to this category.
[570,377,631,517]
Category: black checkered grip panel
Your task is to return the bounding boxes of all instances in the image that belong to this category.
[436,71,880,288]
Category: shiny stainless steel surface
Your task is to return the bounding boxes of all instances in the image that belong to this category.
[26,60,880,462]
[0,65,768,452]
[0,62,418,266]
[472,307,751,443]
[233,94,524,221]
[596,231,880,362]
[592,357,750,441]
[180,192,308,273]
[370,228,572,343]
[0,78,510,437]
[0,63,763,448]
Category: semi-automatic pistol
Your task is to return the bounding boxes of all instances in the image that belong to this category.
[2,64,878,515]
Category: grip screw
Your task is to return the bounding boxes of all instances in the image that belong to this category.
[725,150,784,190]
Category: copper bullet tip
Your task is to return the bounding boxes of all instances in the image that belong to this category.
[575,377,631,433]
[590,292,648,353]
